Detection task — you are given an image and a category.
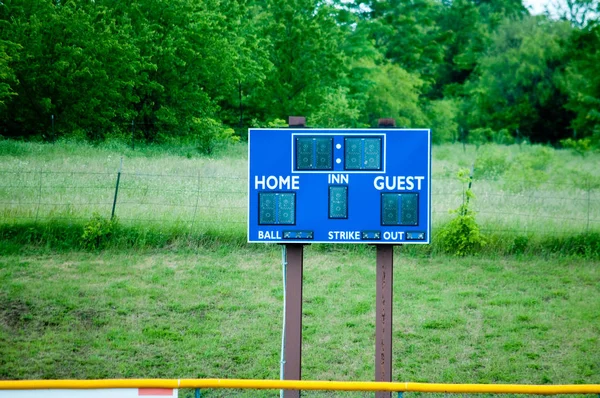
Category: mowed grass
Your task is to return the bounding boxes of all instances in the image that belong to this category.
[1,246,599,396]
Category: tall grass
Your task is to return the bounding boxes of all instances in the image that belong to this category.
[1,138,599,255]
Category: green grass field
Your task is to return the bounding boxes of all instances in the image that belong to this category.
[1,139,600,397]
[1,246,599,397]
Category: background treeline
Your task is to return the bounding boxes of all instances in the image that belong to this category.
[0,0,599,152]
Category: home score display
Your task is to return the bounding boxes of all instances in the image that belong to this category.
[248,128,431,244]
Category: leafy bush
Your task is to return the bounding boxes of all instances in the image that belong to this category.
[310,87,361,128]
[468,127,494,149]
[193,118,240,155]
[426,99,459,144]
[438,169,486,255]
[81,213,118,249]
[494,129,515,145]
[560,137,593,156]
[267,119,288,128]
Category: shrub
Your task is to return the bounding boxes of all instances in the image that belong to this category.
[426,99,459,144]
[560,137,593,156]
[438,169,486,255]
[494,129,515,145]
[81,213,118,249]
[468,127,494,149]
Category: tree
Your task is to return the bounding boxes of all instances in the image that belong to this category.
[426,98,459,143]
[362,0,447,88]
[0,39,17,111]
[548,0,599,27]
[216,0,272,129]
[563,23,600,141]
[360,60,426,127]
[465,16,574,143]
[0,0,141,139]
[253,0,348,120]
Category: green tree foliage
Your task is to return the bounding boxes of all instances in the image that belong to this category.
[253,0,348,120]
[563,23,600,142]
[550,0,599,27]
[363,0,447,87]
[360,60,426,127]
[102,0,242,144]
[0,0,141,139]
[426,98,459,143]
[0,40,17,111]
[465,17,574,143]
[216,1,272,129]
[0,0,597,145]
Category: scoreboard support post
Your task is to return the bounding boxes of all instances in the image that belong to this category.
[376,119,396,398]
[284,117,307,398]
[283,243,304,398]
[375,245,393,398]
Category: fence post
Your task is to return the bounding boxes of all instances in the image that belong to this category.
[111,157,123,220]
[131,120,135,150]
[190,171,201,234]
[587,178,591,232]
[34,168,43,222]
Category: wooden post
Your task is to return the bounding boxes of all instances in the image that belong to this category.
[375,118,396,398]
[375,245,393,398]
[283,116,307,398]
[284,244,304,398]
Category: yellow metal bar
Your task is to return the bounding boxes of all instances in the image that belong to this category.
[0,379,599,394]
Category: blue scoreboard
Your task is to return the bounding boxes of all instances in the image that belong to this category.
[248,128,431,244]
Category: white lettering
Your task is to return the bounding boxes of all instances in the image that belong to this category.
[280,176,290,188]
[292,176,300,190]
[415,176,424,190]
[383,231,405,241]
[266,176,278,189]
[255,175,266,190]
[255,175,301,190]
[258,230,282,240]
[398,176,406,190]
[385,177,395,190]
[328,230,361,240]
[373,176,426,191]
[328,174,350,184]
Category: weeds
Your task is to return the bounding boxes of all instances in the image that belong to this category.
[81,213,118,249]
[438,168,486,256]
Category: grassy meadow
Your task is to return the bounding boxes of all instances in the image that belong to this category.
[0,138,599,251]
[1,246,599,397]
[1,138,600,396]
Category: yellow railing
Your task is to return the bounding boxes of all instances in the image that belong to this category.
[0,379,599,394]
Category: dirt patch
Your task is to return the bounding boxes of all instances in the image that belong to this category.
[0,295,31,328]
